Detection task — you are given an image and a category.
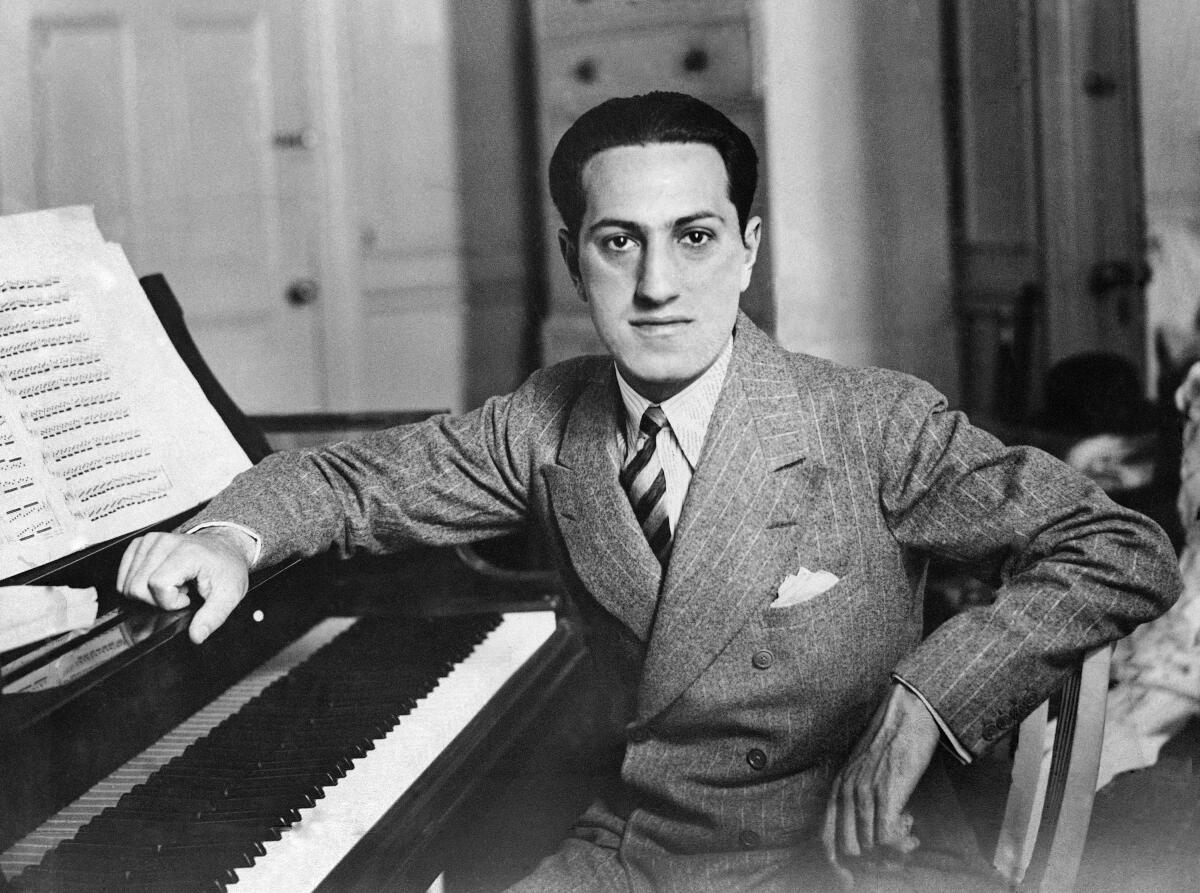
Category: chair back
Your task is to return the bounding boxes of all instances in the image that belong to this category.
[993,645,1112,891]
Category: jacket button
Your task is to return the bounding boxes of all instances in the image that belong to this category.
[982,723,998,740]
[751,649,774,670]
[629,728,649,744]
[739,829,761,849]
[746,748,768,771]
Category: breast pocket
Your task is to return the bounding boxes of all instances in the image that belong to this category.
[760,567,857,630]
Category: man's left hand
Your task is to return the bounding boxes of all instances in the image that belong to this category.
[821,683,940,888]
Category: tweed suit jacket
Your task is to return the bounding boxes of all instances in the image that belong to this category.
[187,312,1180,861]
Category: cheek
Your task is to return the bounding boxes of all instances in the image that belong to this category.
[686,261,745,313]
[580,259,632,302]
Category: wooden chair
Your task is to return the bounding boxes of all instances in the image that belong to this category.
[992,645,1113,891]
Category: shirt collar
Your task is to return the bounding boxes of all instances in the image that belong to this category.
[615,335,733,470]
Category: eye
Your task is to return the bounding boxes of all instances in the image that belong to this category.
[601,233,637,252]
[681,230,714,248]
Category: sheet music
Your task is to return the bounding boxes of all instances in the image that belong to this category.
[0,207,251,575]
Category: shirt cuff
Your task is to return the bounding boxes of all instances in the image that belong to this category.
[891,673,973,765]
[185,521,263,567]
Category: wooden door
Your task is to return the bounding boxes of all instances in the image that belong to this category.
[0,0,325,412]
[945,0,1146,421]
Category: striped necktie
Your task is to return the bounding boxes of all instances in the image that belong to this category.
[620,405,672,565]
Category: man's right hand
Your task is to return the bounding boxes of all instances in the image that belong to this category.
[117,528,255,644]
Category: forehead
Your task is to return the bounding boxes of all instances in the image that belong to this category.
[579,142,732,224]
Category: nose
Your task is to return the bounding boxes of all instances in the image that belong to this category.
[635,240,680,305]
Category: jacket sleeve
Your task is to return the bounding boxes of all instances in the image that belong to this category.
[878,374,1182,756]
[181,367,566,569]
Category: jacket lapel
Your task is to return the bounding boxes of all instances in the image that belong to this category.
[543,371,663,640]
[636,316,826,724]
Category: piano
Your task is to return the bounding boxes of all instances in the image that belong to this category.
[0,277,603,892]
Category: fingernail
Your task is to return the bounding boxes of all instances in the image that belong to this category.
[192,624,209,643]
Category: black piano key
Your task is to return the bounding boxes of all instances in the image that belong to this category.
[192,727,383,751]
[148,764,342,784]
[134,776,327,801]
[16,863,239,891]
[174,751,360,771]
[115,792,317,814]
[43,842,259,875]
[75,820,285,847]
[98,807,303,825]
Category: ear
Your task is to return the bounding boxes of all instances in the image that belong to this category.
[557,228,584,298]
[739,216,762,292]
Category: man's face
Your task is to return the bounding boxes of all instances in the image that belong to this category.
[560,142,760,402]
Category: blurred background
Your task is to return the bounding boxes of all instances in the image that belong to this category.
[1,0,1196,431]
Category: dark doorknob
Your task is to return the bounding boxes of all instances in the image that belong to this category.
[286,278,319,306]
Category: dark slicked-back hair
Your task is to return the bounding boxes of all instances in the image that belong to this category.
[549,91,758,243]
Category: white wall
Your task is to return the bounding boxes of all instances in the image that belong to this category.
[1138,0,1200,386]
[758,0,957,399]
[1139,0,1200,225]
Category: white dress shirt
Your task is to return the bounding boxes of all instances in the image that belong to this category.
[614,337,733,535]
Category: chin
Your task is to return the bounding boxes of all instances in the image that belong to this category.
[621,363,699,398]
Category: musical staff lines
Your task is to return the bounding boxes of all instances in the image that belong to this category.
[85,487,170,522]
[22,390,122,425]
[2,350,105,383]
[0,311,82,339]
[43,430,143,464]
[70,469,167,505]
[35,407,132,441]
[0,274,169,542]
[5,499,60,543]
[0,330,91,361]
[11,367,113,400]
[55,445,153,482]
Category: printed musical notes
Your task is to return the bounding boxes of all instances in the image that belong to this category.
[0,206,251,576]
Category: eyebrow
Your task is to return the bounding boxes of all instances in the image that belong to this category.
[585,211,726,238]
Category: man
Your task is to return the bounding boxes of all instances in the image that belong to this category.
[119,93,1180,891]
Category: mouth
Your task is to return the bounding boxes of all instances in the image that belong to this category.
[630,317,690,333]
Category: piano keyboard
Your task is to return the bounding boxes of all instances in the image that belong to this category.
[2,610,557,891]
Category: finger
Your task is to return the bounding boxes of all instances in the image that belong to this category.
[117,533,162,598]
[187,561,248,644]
[840,775,861,858]
[888,833,920,857]
[873,781,906,851]
[855,777,877,853]
[822,792,855,891]
[122,534,184,606]
[144,550,197,612]
[116,536,146,594]
[879,811,919,855]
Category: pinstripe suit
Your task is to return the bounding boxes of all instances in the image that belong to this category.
[188,313,1180,890]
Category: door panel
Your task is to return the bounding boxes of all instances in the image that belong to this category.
[945,0,1146,421]
[1,0,323,412]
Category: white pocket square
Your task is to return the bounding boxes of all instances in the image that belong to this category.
[772,567,840,608]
